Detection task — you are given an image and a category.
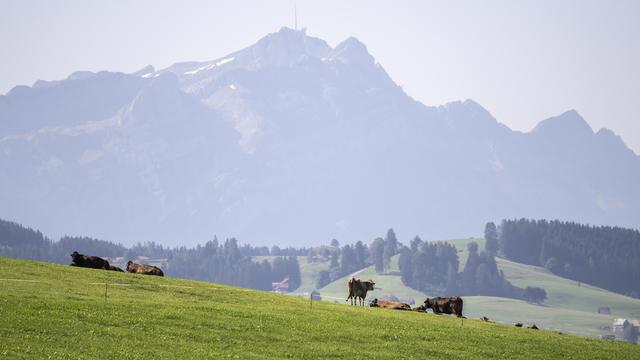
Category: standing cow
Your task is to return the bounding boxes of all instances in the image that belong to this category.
[70,251,110,270]
[126,261,164,276]
[346,278,375,306]
[423,296,464,317]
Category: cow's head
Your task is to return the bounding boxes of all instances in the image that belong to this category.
[424,298,432,309]
[126,261,133,271]
[70,251,81,260]
[366,280,375,290]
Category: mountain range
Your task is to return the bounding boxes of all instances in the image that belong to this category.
[1,27,638,246]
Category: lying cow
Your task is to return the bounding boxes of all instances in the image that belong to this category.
[480,316,495,323]
[70,251,110,270]
[369,298,411,310]
[412,304,427,312]
[346,278,375,306]
[126,261,164,276]
[423,296,464,318]
[108,265,125,272]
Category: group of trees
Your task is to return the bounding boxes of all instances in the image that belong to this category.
[0,218,301,292]
[498,218,640,298]
[460,242,521,298]
[312,229,400,289]
[166,238,301,291]
[398,238,531,300]
[398,237,458,294]
[0,219,127,263]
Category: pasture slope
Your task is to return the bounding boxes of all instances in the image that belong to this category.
[1,257,639,359]
[318,238,640,339]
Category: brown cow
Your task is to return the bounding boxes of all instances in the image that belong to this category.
[126,261,164,276]
[412,304,427,312]
[70,251,110,270]
[108,265,125,272]
[346,278,375,306]
[423,296,464,317]
[369,298,411,310]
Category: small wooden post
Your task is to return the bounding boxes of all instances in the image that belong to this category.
[310,293,313,309]
[104,283,108,303]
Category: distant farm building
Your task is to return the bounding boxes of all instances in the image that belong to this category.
[272,277,289,293]
[597,306,611,315]
[613,318,639,343]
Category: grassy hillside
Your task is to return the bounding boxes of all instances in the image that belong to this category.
[319,255,426,304]
[317,238,640,339]
[445,238,640,319]
[1,257,638,359]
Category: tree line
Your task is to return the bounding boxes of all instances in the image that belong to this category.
[497,218,640,298]
[0,218,301,292]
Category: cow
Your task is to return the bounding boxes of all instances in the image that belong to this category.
[70,251,110,270]
[412,304,427,312]
[369,298,411,310]
[527,324,539,330]
[423,296,464,318]
[126,261,164,276]
[108,265,125,272]
[480,316,495,323]
[346,278,375,306]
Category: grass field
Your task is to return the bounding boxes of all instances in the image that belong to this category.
[318,255,427,304]
[316,238,640,339]
[2,257,639,359]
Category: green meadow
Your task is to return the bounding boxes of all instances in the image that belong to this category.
[317,238,640,339]
[1,257,639,359]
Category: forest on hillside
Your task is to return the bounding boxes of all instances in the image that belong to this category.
[2,217,638,299]
[497,219,640,298]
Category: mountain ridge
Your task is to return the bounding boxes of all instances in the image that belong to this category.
[1,27,638,246]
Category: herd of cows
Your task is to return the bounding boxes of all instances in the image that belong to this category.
[346,277,464,317]
[346,277,540,329]
[68,253,538,329]
[70,251,164,276]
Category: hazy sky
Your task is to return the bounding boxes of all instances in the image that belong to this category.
[2,0,639,153]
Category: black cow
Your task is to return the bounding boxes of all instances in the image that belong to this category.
[70,251,110,270]
[423,296,464,317]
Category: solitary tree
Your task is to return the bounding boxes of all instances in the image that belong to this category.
[484,222,499,255]
[370,237,385,273]
[523,286,547,303]
[383,228,398,271]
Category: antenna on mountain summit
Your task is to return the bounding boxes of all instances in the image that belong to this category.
[294,5,298,30]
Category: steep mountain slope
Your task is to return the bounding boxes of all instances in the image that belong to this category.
[1,27,639,246]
